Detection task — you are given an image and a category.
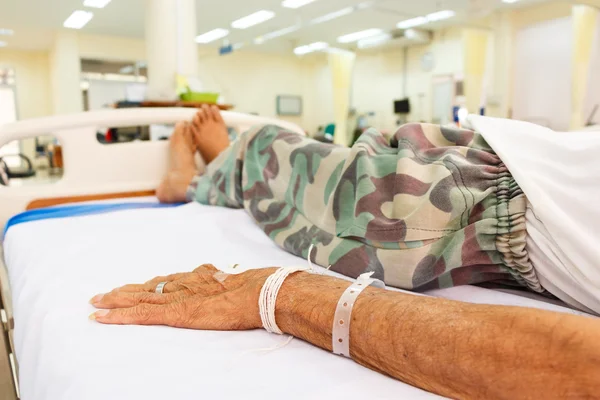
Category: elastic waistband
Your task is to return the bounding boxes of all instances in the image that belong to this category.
[495,165,542,292]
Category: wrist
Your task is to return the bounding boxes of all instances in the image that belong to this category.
[275,272,350,350]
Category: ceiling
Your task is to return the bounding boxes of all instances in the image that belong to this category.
[0,0,552,53]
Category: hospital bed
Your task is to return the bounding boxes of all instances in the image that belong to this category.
[0,109,590,400]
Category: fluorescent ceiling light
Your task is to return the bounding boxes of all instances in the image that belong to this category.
[356,1,374,9]
[294,41,328,55]
[231,10,275,29]
[310,7,353,24]
[0,29,14,36]
[502,0,519,3]
[0,41,6,48]
[84,0,111,8]
[195,28,229,43]
[426,10,455,22]
[397,16,427,29]
[337,28,383,44]
[63,10,94,29]
[282,0,316,9]
[255,24,300,44]
[357,33,392,49]
[119,65,134,74]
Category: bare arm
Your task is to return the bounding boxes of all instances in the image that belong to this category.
[91,266,600,399]
[275,272,600,399]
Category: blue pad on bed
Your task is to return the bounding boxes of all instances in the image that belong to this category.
[4,202,183,237]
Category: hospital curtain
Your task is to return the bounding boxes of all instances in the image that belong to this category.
[570,5,598,130]
[328,50,356,147]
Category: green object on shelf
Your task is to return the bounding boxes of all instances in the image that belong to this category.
[179,89,219,103]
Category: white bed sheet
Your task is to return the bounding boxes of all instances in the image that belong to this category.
[2,202,589,400]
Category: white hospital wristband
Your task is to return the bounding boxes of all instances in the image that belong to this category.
[332,272,385,358]
[259,266,310,334]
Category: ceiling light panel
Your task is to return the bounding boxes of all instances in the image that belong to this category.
[0,29,14,36]
[294,41,329,55]
[0,41,7,48]
[309,7,354,25]
[84,0,112,8]
[337,28,384,44]
[397,16,428,29]
[256,24,301,43]
[195,28,230,43]
[357,33,392,49]
[63,10,94,29]
[231,10,275,29]
[426,10,455,22]
[282,0,317,9]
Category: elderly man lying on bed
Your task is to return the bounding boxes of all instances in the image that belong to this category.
[90,105,600,399]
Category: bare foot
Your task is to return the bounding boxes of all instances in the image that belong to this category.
[156,122,198,203]
[190,104,230,164]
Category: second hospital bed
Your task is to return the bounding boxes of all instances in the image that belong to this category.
[0,109,590,400]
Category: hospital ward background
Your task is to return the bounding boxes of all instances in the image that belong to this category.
[0,0,599,399]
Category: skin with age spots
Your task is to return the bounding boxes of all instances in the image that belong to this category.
[90,266,600,399]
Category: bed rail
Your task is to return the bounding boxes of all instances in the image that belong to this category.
[0,108,304,234]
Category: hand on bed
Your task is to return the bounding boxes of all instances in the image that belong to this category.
[89,265,276,330]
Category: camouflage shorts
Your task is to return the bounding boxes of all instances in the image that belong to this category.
[187,123,542,293]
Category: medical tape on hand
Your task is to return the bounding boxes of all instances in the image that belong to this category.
[259,266,310,334]
[332,272,385,358]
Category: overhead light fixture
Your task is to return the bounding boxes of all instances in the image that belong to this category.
[357,33,392,49]
[282,0,316,9]
[231,10,275,29]
[63,10,94,29]
[425,10,455,22]
[397,10,455,29]
[0,41,7,48]
[502,0,519,3]
[310,7,354,24]
[0,29,14,36]
[337,28,383,44]
[294,41,328,55]
[397,16,428,29]
[83,0,112,8]
[255,24,300,44]
[195,28,229,43]
[119,65,134,74]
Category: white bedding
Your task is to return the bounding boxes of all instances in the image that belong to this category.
[2,202,588,400]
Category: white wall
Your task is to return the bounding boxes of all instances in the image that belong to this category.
[302,28,464,134]
[196,50,312,130]
[78,34,146,62]
[513,17,573,130]
[0,49,52,119]
[404,29,464,124]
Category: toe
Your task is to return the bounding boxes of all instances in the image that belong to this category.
[210,105,224,124]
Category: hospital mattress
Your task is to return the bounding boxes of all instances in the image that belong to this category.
[2,201,588,400]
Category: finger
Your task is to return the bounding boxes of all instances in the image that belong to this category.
[210,105,224,124]
[90,303,181,326]
[193,264,220,274]
[145,272,191,286]
[110,273,191,294]
[90,291,185,309]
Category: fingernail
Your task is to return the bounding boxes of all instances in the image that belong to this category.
[89,294,104,304]
[89,310,109,320]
